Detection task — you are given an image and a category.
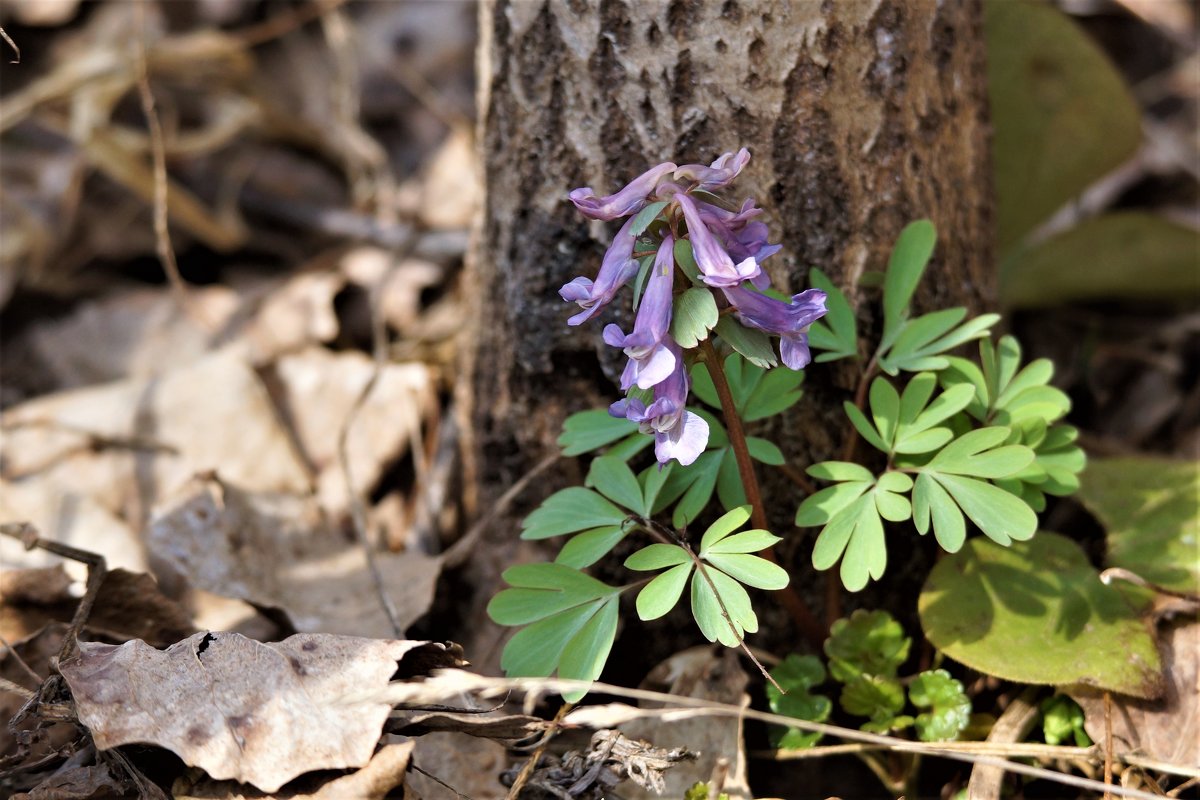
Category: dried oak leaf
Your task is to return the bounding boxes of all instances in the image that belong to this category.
[59,632,460,792]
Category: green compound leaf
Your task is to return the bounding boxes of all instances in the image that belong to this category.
[700,505,753,551]
[634,562,691,621]
[879,312,1001,376]
[521,487,629,540]
[742,365,805,421]
[807,461,875,483]
[926,427,1035,479]
[691,566,758,647]
[558,409,639,456]
[803,471,913,591]
[882,220,937,351]
[639,462,673,517]
[909,669,972,742]
[767,654,833,749]
[715,316,778,369]
[1041,694,1092,747]
[704,553,788,590]
[825,609,912,682]
[840,674,908,731]
[1078,457,1200,594]
[919,533,1164,699]
[658,447,723,528]
[670,287,720,348]
[555,525,628,569]
[807,267,858,362]
[630,200,669,237]
[844,402,890,454]
[585,456,644,515]
[489,563,624,701]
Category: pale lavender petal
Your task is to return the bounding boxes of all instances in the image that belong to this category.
[632,343,676,390]
[569,162,678,221]
[674,148,751,191]
[676,193,761,288]
[722,285,827,370]
[654,411,710,466]
[780,334,813,370]
[562,217,640,325]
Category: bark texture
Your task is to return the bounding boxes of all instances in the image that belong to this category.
[466,0,992,495]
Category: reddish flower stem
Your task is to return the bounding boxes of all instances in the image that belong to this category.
[699,338,828,651]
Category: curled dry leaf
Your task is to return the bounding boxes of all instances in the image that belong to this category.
[146,477,440,638]
[59,632,460,792]
[1069,620,1199,767]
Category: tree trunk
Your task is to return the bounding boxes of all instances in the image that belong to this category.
[459,0,993,630]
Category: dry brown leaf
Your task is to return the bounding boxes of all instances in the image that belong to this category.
[618,647,752,800]
[146,477,440,638]
[60,632,458,792]
[2,0,82,27]
[1070,620,1199,767]
[238,272,345,365]
[339,248,445,338]
[0,623,71,761]
[172,741,414,799]
[272,348,434,517]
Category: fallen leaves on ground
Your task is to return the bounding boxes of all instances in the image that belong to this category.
[59,632,461,792]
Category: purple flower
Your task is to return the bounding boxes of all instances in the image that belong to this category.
[603,235,676,390]
[610,344,710,466]
[722,285,828,370]
[674,148,751,191]
[569,162,678,221]
[559,216,640,326]
[676,193,761,289]
[697,199,781,287]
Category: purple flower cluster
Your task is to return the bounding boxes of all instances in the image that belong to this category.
[562,150,827,466]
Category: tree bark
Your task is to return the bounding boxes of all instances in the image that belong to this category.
[460,0,993,617]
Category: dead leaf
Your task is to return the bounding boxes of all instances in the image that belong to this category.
[172,741,414,799]
[60,632,458,792]
[272,347,434,517]
[146,477,440,638]
[237,272,345,365]
[389,710,547,740]
[1069,620,1199,767]
[3,0,82,26]
[617,647,752,800]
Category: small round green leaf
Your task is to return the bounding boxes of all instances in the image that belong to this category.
[635,562,693,620]
[624,543,690,571]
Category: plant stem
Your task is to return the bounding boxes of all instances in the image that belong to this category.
[698,339,828,650]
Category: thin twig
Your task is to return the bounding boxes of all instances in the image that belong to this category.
[133,3,192,321]
[442,453,560,569]
[0,26,19,63]
[433,673,1174,800]
[1105,690,1115,800]
[0,633,42,686]
[0,677,35,701]
[0,523,105,665]
[232,0,353,47]
[698,339,827,650]
[505,701,571,800]
[409,763,474,800]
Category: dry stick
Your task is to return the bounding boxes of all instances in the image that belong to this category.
[0,26,18,63]
[442,453,561,570]
[0,523,105,665]
[133,3,193,322]
[505,701,572,800]
[446,674,1170,800]
[698,339,827,650]
[1105,690,1115,800]
[0,633,42,686]
[233,0,352,48]
[0,677,34,701]
[337,228,423,639]
[639,519,783,695]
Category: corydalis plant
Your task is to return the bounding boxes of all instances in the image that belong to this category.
[562,149,828,465]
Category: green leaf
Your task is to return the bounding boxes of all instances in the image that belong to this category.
[715,316,778,369]
[811,494,886,592]
[913,473,967,552]
[670,288,720,348]
[986,0,1141,254]
[927,427,1034,478]
[639,462,673,517]
[700,505,753,551]
[795,477,874,526]
[936,473,1038,546]
[630,200,669,237]
[521,487,628,539]
[807,268,858,362]
[909,670,971,742]
[691,566,758,647]
[556,596,620,701]
[840,674,906,725]
[704,553,788,590]
[586,456,644,514]
[558,410,639,456]
[604,432,654,461]
[807,461,875,483]
[716,447,747,510]
[1078,457,1200,594]
[767,654,833,749]
[886,308,967,363]
[635,562,692,621]
[555,525,628,569]
[868,377,901,450]
[742,366,805,422]
[674,238,701,284]
[919,533,1164,699]
[746,436,785,466]
[825,609,911,682]
[1002,212,1200,308]
[882,220,937,349]
[669,449,724,527]
[704,529,782,554]
[844,402,889,453]
[1041,695,1092,747]
[625,543,690,571]
[688,363,721,408]
[630,254,655,311]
